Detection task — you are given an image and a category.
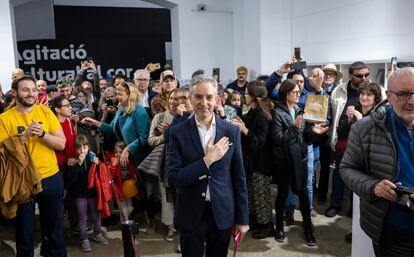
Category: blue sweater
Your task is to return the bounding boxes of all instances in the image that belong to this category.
[385,107,414,234]
[100,104,150,161]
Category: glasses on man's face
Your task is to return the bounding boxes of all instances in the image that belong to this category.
[388,90,414,101]
[353,73,370,79]
[178,96,189,101]
[135,78,149,82]
[324,73,336,78]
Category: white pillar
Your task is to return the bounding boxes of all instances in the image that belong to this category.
[0,1,18,92]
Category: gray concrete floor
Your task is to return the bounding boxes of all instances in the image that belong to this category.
[0,199,351,257]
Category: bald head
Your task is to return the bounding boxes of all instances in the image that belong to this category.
[36,80,47,92]
[308,68,324,91]
[12,68,25,80]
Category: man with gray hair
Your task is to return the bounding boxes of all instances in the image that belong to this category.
[340,67,414,256]
[168,75,249,257]
[134,69,157,117]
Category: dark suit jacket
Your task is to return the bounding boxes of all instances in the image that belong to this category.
[167,115,249,230]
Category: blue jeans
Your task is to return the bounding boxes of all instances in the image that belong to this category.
[330,153,344,208]
[307,145,319,211]
[286,145,320,213]
[15,172,67,257]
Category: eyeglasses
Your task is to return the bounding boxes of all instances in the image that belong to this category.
[290,90,302,95]
[324,73,337,78]
[353,73,370,79]
[135,78,149,82]
[178,96,189,101]
[388,90,414,100]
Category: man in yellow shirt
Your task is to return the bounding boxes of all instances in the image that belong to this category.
[0,75,67,257]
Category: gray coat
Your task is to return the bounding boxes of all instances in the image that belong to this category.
[340,101,397,245]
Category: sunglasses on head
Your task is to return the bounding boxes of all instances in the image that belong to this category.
[353,73,370,79]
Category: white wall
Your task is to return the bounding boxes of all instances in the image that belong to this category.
[0,1,17,92]
[169,0,234,84]
[260,0,414,70]
[3,0,414,91]
[260,0,294,75]
[15,0,55,41]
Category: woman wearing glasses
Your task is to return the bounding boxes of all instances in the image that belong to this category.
[81,81,150,165]
[271,79,326,246]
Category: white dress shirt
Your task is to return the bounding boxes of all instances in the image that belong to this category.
[195,114,216,201]
[139,91,149,107]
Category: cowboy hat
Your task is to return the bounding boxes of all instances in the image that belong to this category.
[322,63,342,80]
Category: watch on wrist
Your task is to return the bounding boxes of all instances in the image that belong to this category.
[39,130,46,138]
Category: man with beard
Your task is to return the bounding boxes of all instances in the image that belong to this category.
[0,75,67,257]
[325,61,370,217]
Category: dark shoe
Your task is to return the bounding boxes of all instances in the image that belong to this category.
[283,212,294,226]
[252,223,275,239]
[325,206,342,218]
[305,230,316,246]
[274,230,285,242]
[345,232,352,244]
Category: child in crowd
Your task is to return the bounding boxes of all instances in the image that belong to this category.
[110,141,138,219]
[226,91,243,117]
[69,135,108,252]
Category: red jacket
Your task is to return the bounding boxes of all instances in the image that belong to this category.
[55,118,77,174]
[88,162,112,218]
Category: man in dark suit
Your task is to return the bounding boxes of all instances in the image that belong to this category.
[168,75,249,257]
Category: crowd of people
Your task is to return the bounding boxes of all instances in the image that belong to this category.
[0,57,413,257]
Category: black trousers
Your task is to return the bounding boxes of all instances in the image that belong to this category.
[373,224,414,257]
[15,172,67,257]
[275,179,312,233]
[180,202,232,257]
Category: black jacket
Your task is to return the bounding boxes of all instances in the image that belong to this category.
[241,108,272,176]
[68,153,96,198]
[271,101,308,194]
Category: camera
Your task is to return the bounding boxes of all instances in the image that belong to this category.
[106,99,115,107]
[290,61,307,70]
[394,183,414,210]
[197,4,207,11]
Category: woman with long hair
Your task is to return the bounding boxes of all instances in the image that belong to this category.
[231,81,275,239]
[81,81,150,165]
[271,79,326,246]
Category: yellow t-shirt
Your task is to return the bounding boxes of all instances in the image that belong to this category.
[0,105,62,179]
